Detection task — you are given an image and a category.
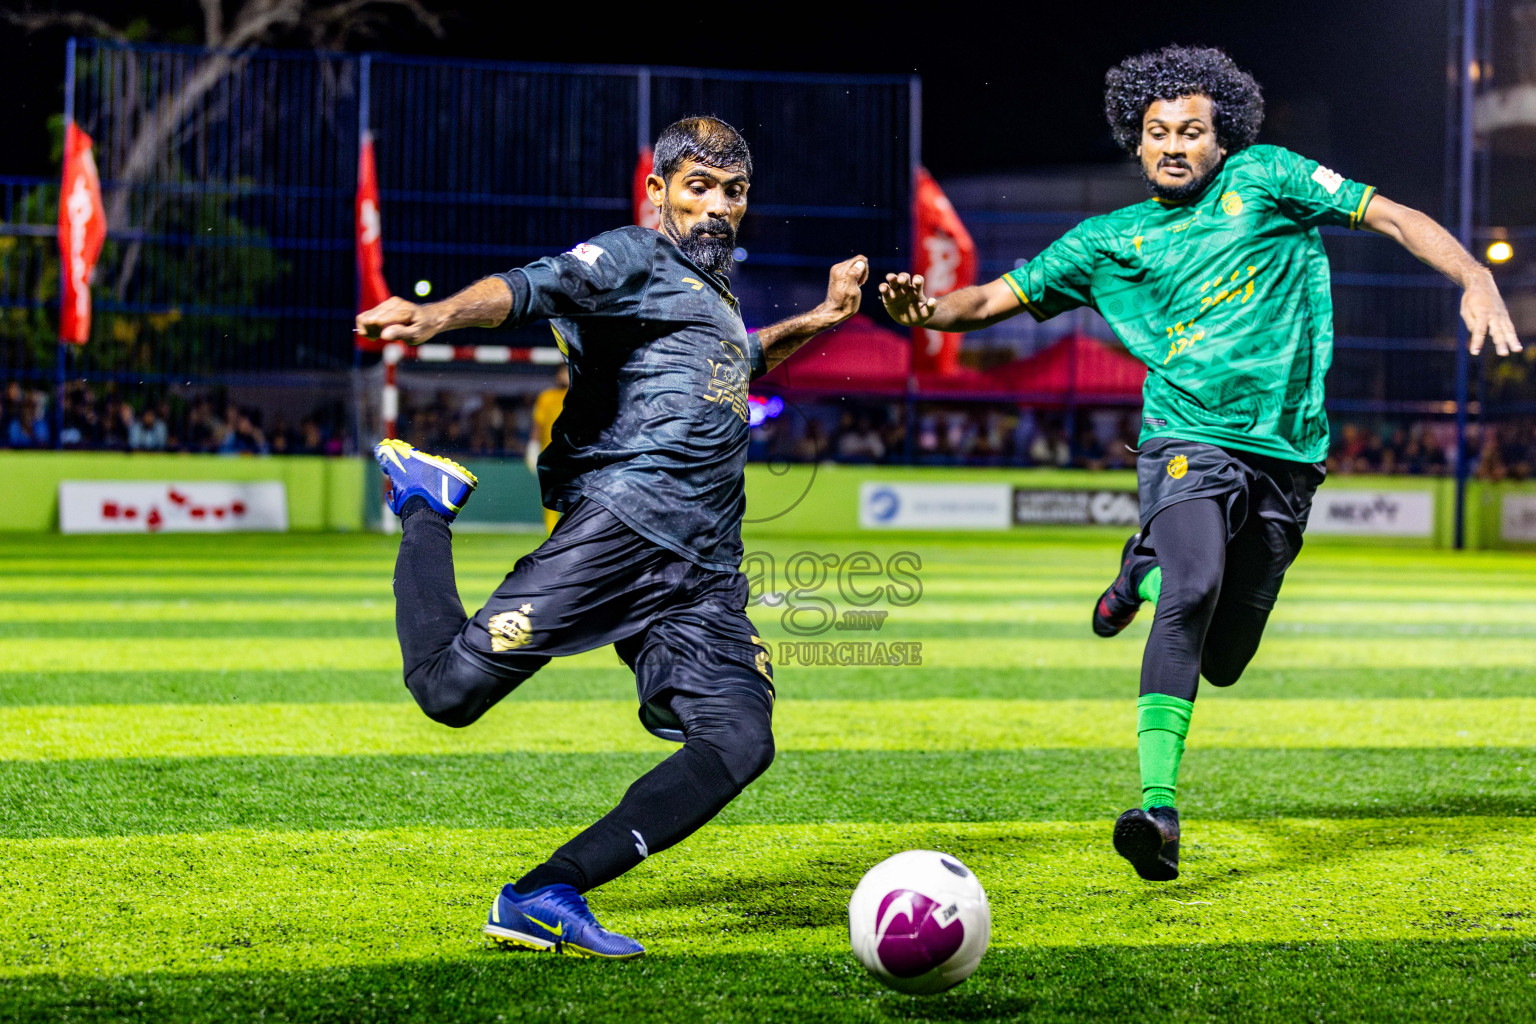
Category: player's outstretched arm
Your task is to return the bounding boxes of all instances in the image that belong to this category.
[758,255,869,371]
[355,276,514,345]
[879,274,1024,333]
[1361,196,1522,357]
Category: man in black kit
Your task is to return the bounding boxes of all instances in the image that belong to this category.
[357,116,868,959]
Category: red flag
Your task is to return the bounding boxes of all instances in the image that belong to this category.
[58,122,106,345]
[634,146,660,230]
[910,167,977,376]
[356,132,390,317]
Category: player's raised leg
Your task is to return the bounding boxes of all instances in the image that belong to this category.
[1199,527,1286,688]
[1112,497,1226,881]
[1092,532,1161,637]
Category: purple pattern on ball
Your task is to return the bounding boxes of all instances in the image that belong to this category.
[874,889,965,978]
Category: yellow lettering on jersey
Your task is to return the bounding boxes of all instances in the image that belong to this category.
[682,277,705,291]
[1133,235,1144,254]
[1162,321,1207,365]
[1199,265,1259,311]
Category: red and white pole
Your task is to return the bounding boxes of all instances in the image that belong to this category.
[382,342,402,439]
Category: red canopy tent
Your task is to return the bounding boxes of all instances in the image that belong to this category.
[989,332,1146,404]
[754,314,995,396]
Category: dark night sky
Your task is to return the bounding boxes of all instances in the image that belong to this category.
[0,0,1453,211]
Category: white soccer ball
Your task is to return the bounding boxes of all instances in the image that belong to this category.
[848,849,991,995]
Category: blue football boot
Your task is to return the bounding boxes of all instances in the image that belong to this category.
[373,439,478,521]
[484,883,645,959]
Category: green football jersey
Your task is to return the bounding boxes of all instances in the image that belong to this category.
[1003,144,1376,463]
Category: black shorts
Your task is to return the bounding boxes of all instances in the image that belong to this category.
[1136,437,1326,595]
[447,497,774,742]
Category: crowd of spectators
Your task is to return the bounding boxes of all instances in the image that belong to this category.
[1,381,350,455]
[1327,418,1536,480]
[9,380,1536,480]
[398,390,537,459]
[787,404,1146,469]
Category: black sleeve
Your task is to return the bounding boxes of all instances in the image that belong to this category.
[496,232,654,328]
[747,331,768,380]
[491,267,531,322]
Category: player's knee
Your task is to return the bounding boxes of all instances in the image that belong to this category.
[1202,645,1257,688]
[1201,661,1244,687]
[678,694,775,789]
[1165,562,1223,617]
[404,651,496,728]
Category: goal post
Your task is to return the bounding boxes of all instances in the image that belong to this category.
[364,342,565,533]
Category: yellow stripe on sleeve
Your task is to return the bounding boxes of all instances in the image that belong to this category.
[1002,273,1047,320]
[1349,185,1377,230]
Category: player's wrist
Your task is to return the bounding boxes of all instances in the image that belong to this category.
[811,301,854,330]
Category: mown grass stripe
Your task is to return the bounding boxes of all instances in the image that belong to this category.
[6,665,1535,707]
[11,619,1536,641]
[6,635,1536,672]
[3,748,1529,839]
[2,819,1532,978]
[6,941,1534,1024]
[6,597,1536,627]
[4,698,1533,761]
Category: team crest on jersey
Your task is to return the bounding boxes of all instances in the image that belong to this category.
[1220,191,1244,216]
[702,339,751,422]
[567,243,605,266]
[1167,454,1189,480]
[1311,165,1344,195]
[488,603,535,652]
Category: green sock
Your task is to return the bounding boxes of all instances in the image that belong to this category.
[1137,565,1162,604]
[1137,693,1193,810]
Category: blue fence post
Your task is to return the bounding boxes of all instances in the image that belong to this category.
[54,37,77,450]
[1452,0,1477,550]
[636,66,651,155]
[907,74,922,466]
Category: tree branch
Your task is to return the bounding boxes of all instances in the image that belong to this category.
[0,6,128,41]
[307,0,444,46]
[199,0,224,45]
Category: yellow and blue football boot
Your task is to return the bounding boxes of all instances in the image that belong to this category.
[484,883,645,959]
[373,439,478,521]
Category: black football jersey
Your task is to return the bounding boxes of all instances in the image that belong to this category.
[496,226,766,572]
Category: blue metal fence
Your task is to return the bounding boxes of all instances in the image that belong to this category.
[0,40,915,384]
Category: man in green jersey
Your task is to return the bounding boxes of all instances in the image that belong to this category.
[881,45,1521,881]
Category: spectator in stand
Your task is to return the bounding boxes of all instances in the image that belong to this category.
[835,414,886,462]
[298,418,325,454]
[1075,422,1107,470]
[1029,422,1071,467]
[3,382,31,447]
[1499,421,1533,481]
[128,406,168,451]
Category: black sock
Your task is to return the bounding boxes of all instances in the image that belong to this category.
[393,504,467,678]
[399,495,432,520]
[514,740,740,895]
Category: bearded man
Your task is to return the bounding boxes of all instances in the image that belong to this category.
[359,116,868,955]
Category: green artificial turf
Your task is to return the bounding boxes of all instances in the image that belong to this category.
[0,531,1533,1023]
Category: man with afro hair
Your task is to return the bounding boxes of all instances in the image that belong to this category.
[881,45,1520,882]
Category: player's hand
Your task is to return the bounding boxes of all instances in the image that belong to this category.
[1463,273,1522,357]
[356,297,443,345]
[821,255,868,323]
[879,272,938,327]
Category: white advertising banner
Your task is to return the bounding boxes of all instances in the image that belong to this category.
[859,483,1012,530]
[59,481,288,534]
[1500,494,1536,543]
[1308,489,1434,537]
